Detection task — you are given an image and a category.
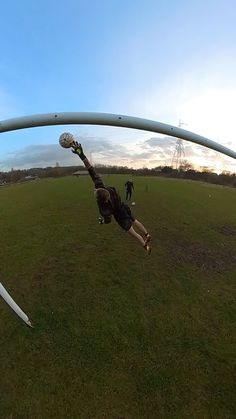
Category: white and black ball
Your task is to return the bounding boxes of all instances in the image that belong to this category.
[59,132,75,148]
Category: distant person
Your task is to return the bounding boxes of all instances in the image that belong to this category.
[125,179,134,201]
[61,135,152,254]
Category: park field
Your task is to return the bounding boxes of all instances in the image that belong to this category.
[0,175,236,419]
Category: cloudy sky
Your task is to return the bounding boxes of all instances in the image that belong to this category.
[0,0,236,173]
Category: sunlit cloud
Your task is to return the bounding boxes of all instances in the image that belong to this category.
[1,132,235,174]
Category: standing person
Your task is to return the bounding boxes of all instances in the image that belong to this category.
[60,134,152,254]
[125,179,134,201]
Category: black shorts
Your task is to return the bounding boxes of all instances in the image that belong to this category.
[114,203,135,231]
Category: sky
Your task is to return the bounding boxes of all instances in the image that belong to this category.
[0,0,236,173]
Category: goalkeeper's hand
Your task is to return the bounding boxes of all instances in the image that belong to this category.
[71,141,86,160]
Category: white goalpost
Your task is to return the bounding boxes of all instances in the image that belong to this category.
[0,112,236,159]
[0,282,33,327]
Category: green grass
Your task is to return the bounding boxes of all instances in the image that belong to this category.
[0,175,236,419]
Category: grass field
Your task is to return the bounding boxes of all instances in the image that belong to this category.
[0,175,236,419]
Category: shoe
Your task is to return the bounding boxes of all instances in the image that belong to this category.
[144,233,152,245]
[144,244,152,255]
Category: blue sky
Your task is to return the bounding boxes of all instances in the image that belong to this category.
[0,0,236,172]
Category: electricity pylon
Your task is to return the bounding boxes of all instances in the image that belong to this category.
[172,120,187,170]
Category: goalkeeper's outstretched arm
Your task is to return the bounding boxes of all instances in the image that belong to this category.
[71,141,104,188]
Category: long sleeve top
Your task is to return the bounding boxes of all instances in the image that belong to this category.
[88,166,123,223]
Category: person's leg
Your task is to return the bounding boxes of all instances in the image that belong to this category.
[122,205,151,243]
[126,189,129,200]
[128,226,146,246]
[133,219,152,243]
[128,226,151,254]
[115,208,151,254]
[133,219,148,235]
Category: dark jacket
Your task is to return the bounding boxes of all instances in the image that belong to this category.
[125,181,134,191]
[88,167,122,223]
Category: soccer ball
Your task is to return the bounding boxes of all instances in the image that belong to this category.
[59,132,75,148]
[131,201,136,206]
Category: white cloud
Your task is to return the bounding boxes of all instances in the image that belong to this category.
[1,132,235,174]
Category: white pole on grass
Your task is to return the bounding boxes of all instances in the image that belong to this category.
[0,282,33,327]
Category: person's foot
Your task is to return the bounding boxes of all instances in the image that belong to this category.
[144,244,152,255]
[144,233,152,245]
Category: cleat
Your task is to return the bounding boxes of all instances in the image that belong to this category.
[144,233,152,245]
[144,244,152,255]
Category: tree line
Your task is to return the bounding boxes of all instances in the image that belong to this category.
[0,161,235,188]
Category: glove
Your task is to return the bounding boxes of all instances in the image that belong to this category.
[71,141,86,160]
[98,216,105,224]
